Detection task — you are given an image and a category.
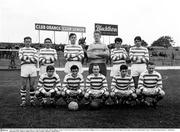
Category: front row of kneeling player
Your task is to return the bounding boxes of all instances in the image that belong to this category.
[35,62,165,110]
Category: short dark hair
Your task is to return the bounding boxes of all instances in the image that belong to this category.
[70,65,79,71]
[93,64,100,68]
[44,38,52,43]
[146,61,155,66]
[46,65,55,72]
[120,64,128,71]
[94,30,101,35]
[69,33,76,39]
[24,36,32,41]
[115,37,122,43]
[134,36,142,41]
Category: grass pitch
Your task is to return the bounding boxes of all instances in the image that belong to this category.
[0,70,180,128]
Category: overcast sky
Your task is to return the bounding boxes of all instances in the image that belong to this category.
[0,0,180,46]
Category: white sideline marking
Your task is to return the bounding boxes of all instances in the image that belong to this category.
[36,66,180,71]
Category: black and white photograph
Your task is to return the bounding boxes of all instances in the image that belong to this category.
[0,0,180,131]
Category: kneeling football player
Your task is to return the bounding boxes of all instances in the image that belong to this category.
[84,64,109,105]
[136,62,165,107]
[110,64,137,105]
[36,65,61,106]
[62,65,85,108]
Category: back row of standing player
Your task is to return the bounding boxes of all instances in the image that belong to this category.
[18,30,164,107]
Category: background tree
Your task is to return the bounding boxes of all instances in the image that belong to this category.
[141,40,148,47]
[151,36,174,48]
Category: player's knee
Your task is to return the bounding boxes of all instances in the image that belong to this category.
[84,93,89,99]
[104,91,109,97]
[131,93,137,99]
[61,91,65,97]
[136,89,142,95]
[110,92,115,97]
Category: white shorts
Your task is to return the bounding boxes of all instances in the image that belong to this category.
[21,64,37,77]
[39,64,55,76]
[114,89,133,97]
[110,64,124,77]
[64,61,83,74]
[131,63,147,77]
[142,87,165,96]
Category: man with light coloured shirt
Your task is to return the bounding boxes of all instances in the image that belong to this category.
[87,30,109,76]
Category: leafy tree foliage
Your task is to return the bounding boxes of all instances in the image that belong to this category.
[151,36,174,48]
[141,40,148,47]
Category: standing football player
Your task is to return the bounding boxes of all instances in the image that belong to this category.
[84,64,109,104]
[110,37,128,78]
[129,36,149,90]
[62,65,85,106]
[87,30,109,76]
[110,64,137,105]
[19,36,38,106]
[64,33,84,74]
[136,62,165,107]
[39,38,57,76]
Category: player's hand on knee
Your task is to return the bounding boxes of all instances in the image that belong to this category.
[84,93,89,98]
[49,89,55,94]
[66,89,71,95]
[100,89,105,94]
[114,89,118,93]
[104,91,109,96]
[131,93,137,98]
[56,90,61,96]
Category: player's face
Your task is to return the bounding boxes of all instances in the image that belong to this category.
[71,69,79,77]
[24,38,31,47]
[47,70,54,77]
[92,65,100,75]
[69,35,77,45]
[45,40,52,48]
[115,41,122,49]
[120,69,128,77]
[147,64,155,74]
[134,39,141,47]
[94,33,101,43]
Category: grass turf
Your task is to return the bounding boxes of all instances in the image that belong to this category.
[0,70,180,128]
